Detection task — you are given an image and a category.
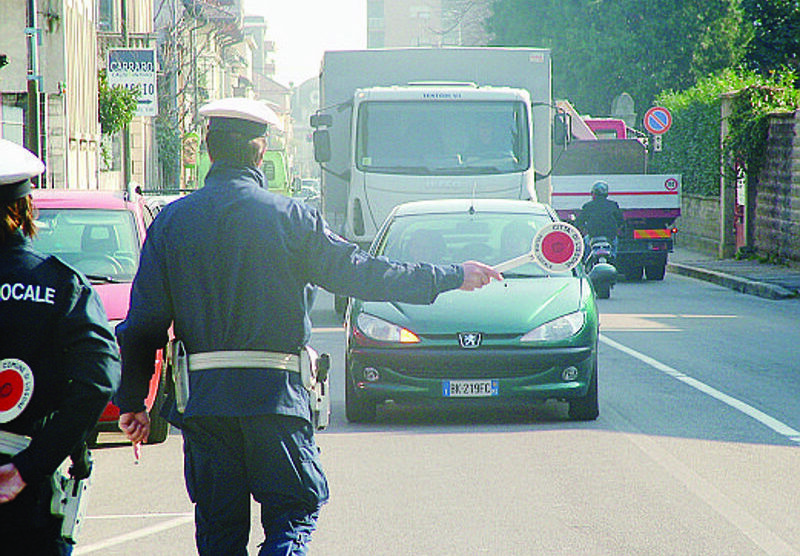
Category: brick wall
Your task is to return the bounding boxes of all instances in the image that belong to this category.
[753,111,800,263]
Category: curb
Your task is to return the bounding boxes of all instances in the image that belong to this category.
[667,262,796,300]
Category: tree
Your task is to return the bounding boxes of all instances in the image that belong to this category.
[740,0,800,77]
[487,0,753,118]
[97,69,138,135]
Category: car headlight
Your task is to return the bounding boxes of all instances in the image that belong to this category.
[520,311,585,343]
[356,313,420,344]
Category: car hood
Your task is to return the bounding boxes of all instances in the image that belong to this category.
[359,276,587,335]
[92,282,132,322]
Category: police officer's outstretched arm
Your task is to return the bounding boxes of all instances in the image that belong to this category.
[298,211,500,302]
[459,261,502,291]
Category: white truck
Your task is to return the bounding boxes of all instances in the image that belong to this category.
[310,47,553,249]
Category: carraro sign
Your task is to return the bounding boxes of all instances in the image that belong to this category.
[107,48,158,117]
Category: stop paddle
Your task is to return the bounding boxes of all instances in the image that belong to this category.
[493,222,584,273]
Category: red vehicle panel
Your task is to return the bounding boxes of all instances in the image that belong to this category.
[30,189,170,443]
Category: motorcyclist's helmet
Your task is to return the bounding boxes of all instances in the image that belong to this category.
[591,180,609,198]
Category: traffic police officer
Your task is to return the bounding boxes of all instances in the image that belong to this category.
[0,139,121,555]
[114,97,501,556]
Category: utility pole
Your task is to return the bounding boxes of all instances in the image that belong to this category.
[25,0,41,182]
[121,0,132,192]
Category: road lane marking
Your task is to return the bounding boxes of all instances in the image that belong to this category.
[73,514,194,554]
[604,403,800,556]
[601,334,800,444]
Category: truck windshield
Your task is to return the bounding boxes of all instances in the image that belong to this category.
[355,100,530,176]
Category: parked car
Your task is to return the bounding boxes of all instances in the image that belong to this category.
[30,189,170,444]
[344,198,600,423]
[291,179,321,211]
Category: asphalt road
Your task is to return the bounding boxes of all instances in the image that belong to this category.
[75,275,800,555]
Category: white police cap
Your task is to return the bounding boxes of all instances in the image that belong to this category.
[199,97,283,137]
[0,138,45,201]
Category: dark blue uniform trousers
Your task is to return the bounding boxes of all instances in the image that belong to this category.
[181,414,329,555]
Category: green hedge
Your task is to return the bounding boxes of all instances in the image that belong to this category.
[650,69,799,196]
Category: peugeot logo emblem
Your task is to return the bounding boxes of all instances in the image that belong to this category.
[458,332,482,348]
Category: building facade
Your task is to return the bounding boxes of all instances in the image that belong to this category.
[367,0,491,48]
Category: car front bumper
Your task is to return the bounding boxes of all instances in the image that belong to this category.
[347,344,596,404]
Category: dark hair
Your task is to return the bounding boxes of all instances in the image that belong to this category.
[205,129,267,168]
[0,195,37,243]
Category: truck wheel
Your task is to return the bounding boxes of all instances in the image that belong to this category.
[568,356,599,421]
[645,262,666,281]
[345,365,377,423]
[624,265,643,281]
[146,368,171,445]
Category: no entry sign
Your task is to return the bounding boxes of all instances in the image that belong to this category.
[643,106,672,135]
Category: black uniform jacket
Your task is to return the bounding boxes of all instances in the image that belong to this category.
[577,197,625,239]
[0,231,120,484]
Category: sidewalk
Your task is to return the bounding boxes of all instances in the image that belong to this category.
[667,247,800,300]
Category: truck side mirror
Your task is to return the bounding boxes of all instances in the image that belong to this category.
[553,112,570,148]
[310,114,333,128]
[313,129,332,163]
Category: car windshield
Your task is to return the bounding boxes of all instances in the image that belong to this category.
[376,210,570,277]
[32,209,140,282]
[355,100,530,176]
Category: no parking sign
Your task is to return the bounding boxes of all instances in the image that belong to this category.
[643,106,672,135]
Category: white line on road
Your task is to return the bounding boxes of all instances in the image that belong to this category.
[73,514,194,554]
[603,403,800,556]
[600,334,800,444]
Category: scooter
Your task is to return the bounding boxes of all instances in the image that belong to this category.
[585,236,617,299]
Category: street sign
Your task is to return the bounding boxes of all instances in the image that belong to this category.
[643,106,672,135]
[107,48,158,117]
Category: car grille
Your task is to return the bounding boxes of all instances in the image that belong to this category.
[350,346,592,380]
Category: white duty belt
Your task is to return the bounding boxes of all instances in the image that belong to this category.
[188,351,301,373]
[0,430,32,456]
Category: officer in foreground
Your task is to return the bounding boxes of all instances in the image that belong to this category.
[0,139,121,554]
[114,97,502,555]
[576,180,625,254]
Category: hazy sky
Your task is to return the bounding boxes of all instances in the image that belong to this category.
[243,0,367,87]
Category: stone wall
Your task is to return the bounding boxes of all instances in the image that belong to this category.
[675,194,720,255]
[753,111,800,263]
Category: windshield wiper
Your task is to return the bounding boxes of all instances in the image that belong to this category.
[85,274,121,284]
[365,165,432,175]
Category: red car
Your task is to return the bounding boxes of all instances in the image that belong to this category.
[30,189,170,444]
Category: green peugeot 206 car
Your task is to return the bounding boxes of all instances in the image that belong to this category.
[344,198,600,423]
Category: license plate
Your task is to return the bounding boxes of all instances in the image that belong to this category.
[442,379,499,397]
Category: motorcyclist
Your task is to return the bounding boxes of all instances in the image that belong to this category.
[575,180,624,256]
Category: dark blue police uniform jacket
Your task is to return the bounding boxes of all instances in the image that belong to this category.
[0,231,120,482]
[114,162,464,423]
[0,231,119,551]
